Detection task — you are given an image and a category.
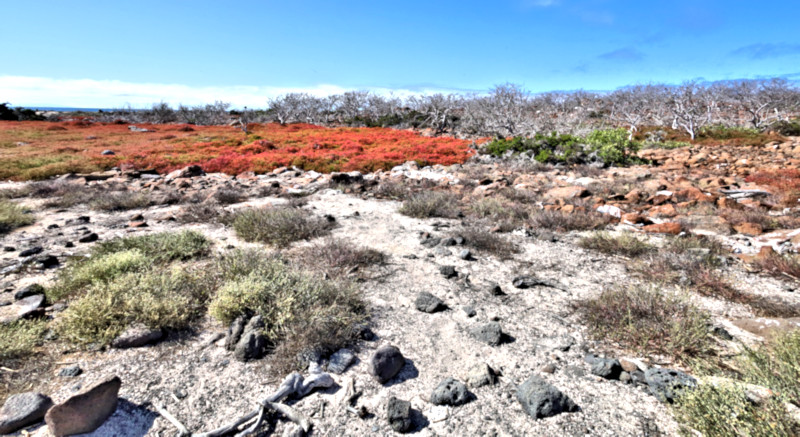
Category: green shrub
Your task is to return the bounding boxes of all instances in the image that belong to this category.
[0,320,47,362]
[399,191,461,218]
[643,140,692,150]
[57,267,209,345]
[699,125,761,140]
[231,205,332,245]
[0,199,34,234]
[578,232,655,258]
[770,120,800,136]
[484,133,583,164]
[575,285,712,359]
[93,230,210,262]
[586,128,642,165]
[47,250,151,302]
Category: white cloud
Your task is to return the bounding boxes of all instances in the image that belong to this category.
[0,76,456,109]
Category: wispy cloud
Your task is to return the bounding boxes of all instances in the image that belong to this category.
[0,76,459,108]
[598,47,645,62]
[730,43,800,60]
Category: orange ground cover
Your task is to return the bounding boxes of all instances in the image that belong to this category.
[0,121,475,180]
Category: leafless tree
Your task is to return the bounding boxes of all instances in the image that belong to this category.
[608,85,652,139]
[268,93,310,125]
[726,78,795,128]
[668,82,715,140]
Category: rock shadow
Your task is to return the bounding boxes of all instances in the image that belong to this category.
[384,359,420,387]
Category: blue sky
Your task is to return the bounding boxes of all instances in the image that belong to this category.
[2,0,799,107]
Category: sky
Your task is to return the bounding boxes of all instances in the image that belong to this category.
[1,0,799,108]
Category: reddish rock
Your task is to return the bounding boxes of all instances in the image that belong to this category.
[732,317,800,340]
[647,204,678,218]
[621,213,646,224]
[733,222,763,236]
[643,222,683,235]
[45,376,121,436]
[544,186,588,200]
[127,221,148,228]
[624,189,642,203]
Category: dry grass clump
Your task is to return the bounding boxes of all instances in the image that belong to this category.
[753,252,800,282]
[674,331,800,437]
[399,190,462,218]
[176,202,229,224]
[456,227,519,258]
[468,196,530,231]
[0,320,47,362]
[719,208,800,232]
[578,232,655,258]
[89,191,152,211]
[208,249,367,373]
[530,209,614,232]
[231,205,333,246]
[0,199,34,234]
[575,285,713,359]
[211,188,247,205]
[294,238,385,278]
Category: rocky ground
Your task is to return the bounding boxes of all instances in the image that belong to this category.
[1,138,799,436]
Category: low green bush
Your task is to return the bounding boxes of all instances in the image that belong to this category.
[93,230,210,262]
[0,199,34,234]
[586,128,642,165]
[47,250,151,302]
[0,320,47,362]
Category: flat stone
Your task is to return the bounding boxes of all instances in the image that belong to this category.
[45,375,121,436]
[19,247,43,257]
[644,368,697,403]
[110,324,163,349]
[469,322,503,346]
[327,348,356,374]
[0,392,53,434]
[14,284,45,300]
[59,365,82,378]
[0,294,45,324]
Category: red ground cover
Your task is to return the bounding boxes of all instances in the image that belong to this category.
[0,121,474,180]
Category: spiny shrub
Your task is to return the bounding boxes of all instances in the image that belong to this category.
[575,285,712,359]
[399,191,461,218]
[231,205,332,245]
[0,199,34,234]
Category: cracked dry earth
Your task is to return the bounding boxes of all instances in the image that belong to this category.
[5,182,797,437]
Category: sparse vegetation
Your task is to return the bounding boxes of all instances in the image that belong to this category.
[578,232,654,258]
[455,227,519,258]
[753,252,800,282]
[231,205,333,245]
[398,191,461,218]
[92,230,210,263]
[530,209,613,232]
[575,285,712,359]
[89,191,151,211]
[674,331,800,436]
[0,199,34,234]
[0,320,47,362]
[294,238,385,278]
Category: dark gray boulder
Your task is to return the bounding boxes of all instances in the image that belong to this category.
[111,323,163,349]
[585,355,623,380]
[430,378,470,406]
[234,315,268,361]
[415,292,445,313]
[644,368,697,403]
[369,345,405,384]
[0,392,53,434]
[439,265,457,278]
[386,396,412,433]
[224,315,248,351]
[516,375,578,419]
[14,284,44,300]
